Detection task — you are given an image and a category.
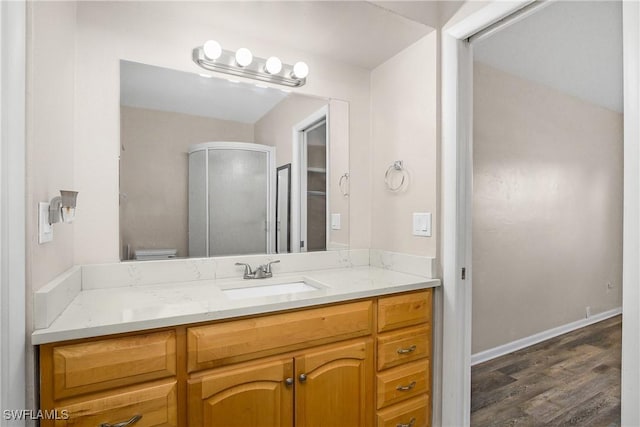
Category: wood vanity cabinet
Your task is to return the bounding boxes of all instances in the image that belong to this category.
[188,339,372,427]
[188,358,294,427]
[376,290,432,427]
[39,330,178,427]
[39,289,432,427]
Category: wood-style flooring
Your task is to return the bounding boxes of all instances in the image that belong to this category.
[471,315,621,426]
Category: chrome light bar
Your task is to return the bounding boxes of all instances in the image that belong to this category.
[192,44,308,88]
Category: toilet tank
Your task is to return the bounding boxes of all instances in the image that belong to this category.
[134,249,177,261]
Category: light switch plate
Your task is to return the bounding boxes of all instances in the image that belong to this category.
[331,213,341,230]
[412,212,431,237]
[39,202,53,243]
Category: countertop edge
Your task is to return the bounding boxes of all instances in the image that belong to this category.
[32,279,439,345]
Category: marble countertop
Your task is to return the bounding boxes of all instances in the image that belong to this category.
[31,266,439,345]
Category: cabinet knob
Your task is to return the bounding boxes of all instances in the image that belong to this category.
[299,373,307,383]
[285,377,294,386]
[100,415,142,427]
[396,381,417,391]
[396,417,416,427]
[397,345,417,355]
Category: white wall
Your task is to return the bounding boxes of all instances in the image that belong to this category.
[370,33,438,256]
[26,1,76,291]
[70,1,371,266]
[472,61,623,353]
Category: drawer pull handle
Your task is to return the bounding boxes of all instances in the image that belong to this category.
[100,415,142,427]
[397,345,417,355]
[285,377,294,386]
[299,373,308,383]
[396,381,417,391]
[397,417,416,427]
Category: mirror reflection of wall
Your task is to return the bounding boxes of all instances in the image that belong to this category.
[119,61,349,260]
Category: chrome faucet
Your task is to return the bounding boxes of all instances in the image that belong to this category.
[235,260,280,279]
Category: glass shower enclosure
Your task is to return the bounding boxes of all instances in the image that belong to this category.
[188,142,276,257]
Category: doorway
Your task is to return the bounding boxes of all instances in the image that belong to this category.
[440,1,639,425]
[292,106,329,253]
[471,1,623,423]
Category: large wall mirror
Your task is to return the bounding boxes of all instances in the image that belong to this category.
[119,61,349,260]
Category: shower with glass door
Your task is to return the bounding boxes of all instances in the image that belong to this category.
[188,142,275,257]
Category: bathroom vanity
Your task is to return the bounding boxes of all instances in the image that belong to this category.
[33,255,438,427]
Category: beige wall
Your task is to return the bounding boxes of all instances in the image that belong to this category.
[254,94,327,168]
[120,106,254,259]
[328,100,350,247]
[70,1,371,265]
[370,34,438,256]
[472,61,623,353]
[254,95,350,248]
[25,0,77,412]
[26,1,76,291]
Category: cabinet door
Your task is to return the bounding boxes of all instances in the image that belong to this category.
[296,339,373,427]
[188,358,294,427]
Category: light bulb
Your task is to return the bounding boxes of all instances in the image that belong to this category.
[203,40,222,60]
[292,61,309,79]
[235,48,253,67]
[265,56,282,74]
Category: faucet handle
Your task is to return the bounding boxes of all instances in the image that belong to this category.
[235,262,253,278]
[265,260,280,274]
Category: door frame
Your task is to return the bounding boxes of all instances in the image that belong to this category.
[276,163,291,254]
[441,1,640,425]
[0,0,27,419]
[291,105,330,253]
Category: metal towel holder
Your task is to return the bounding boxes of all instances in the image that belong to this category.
[384,160,408,192]
[338,173,349,197]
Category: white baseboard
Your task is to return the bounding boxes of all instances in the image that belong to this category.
[471,307,622,366]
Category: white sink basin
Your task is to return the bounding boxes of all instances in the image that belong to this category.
[222,281,321,300]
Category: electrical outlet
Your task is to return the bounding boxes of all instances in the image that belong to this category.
[585,306,591,319]
[38,202,53,243]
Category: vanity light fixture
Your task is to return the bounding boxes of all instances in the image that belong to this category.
[49,190,79,224]
[193,39,308,87]
[265,56,282,74]
[292,61,309,79]
[203,40,222,60]
[38,190,79,244]
[235,48,253,67]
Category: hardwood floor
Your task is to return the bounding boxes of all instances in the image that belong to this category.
[471,315,621,426]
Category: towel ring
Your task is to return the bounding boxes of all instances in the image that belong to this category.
[385,161,408,192]
[338,173,349,197]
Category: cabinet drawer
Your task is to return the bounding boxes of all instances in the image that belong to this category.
[54,380,178,427]
[377,395,430,427]
[378,290,431,333]
[49,331,176,399]
[377,360,430,409]
[377,325,430,371]
[187,300,373,372]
